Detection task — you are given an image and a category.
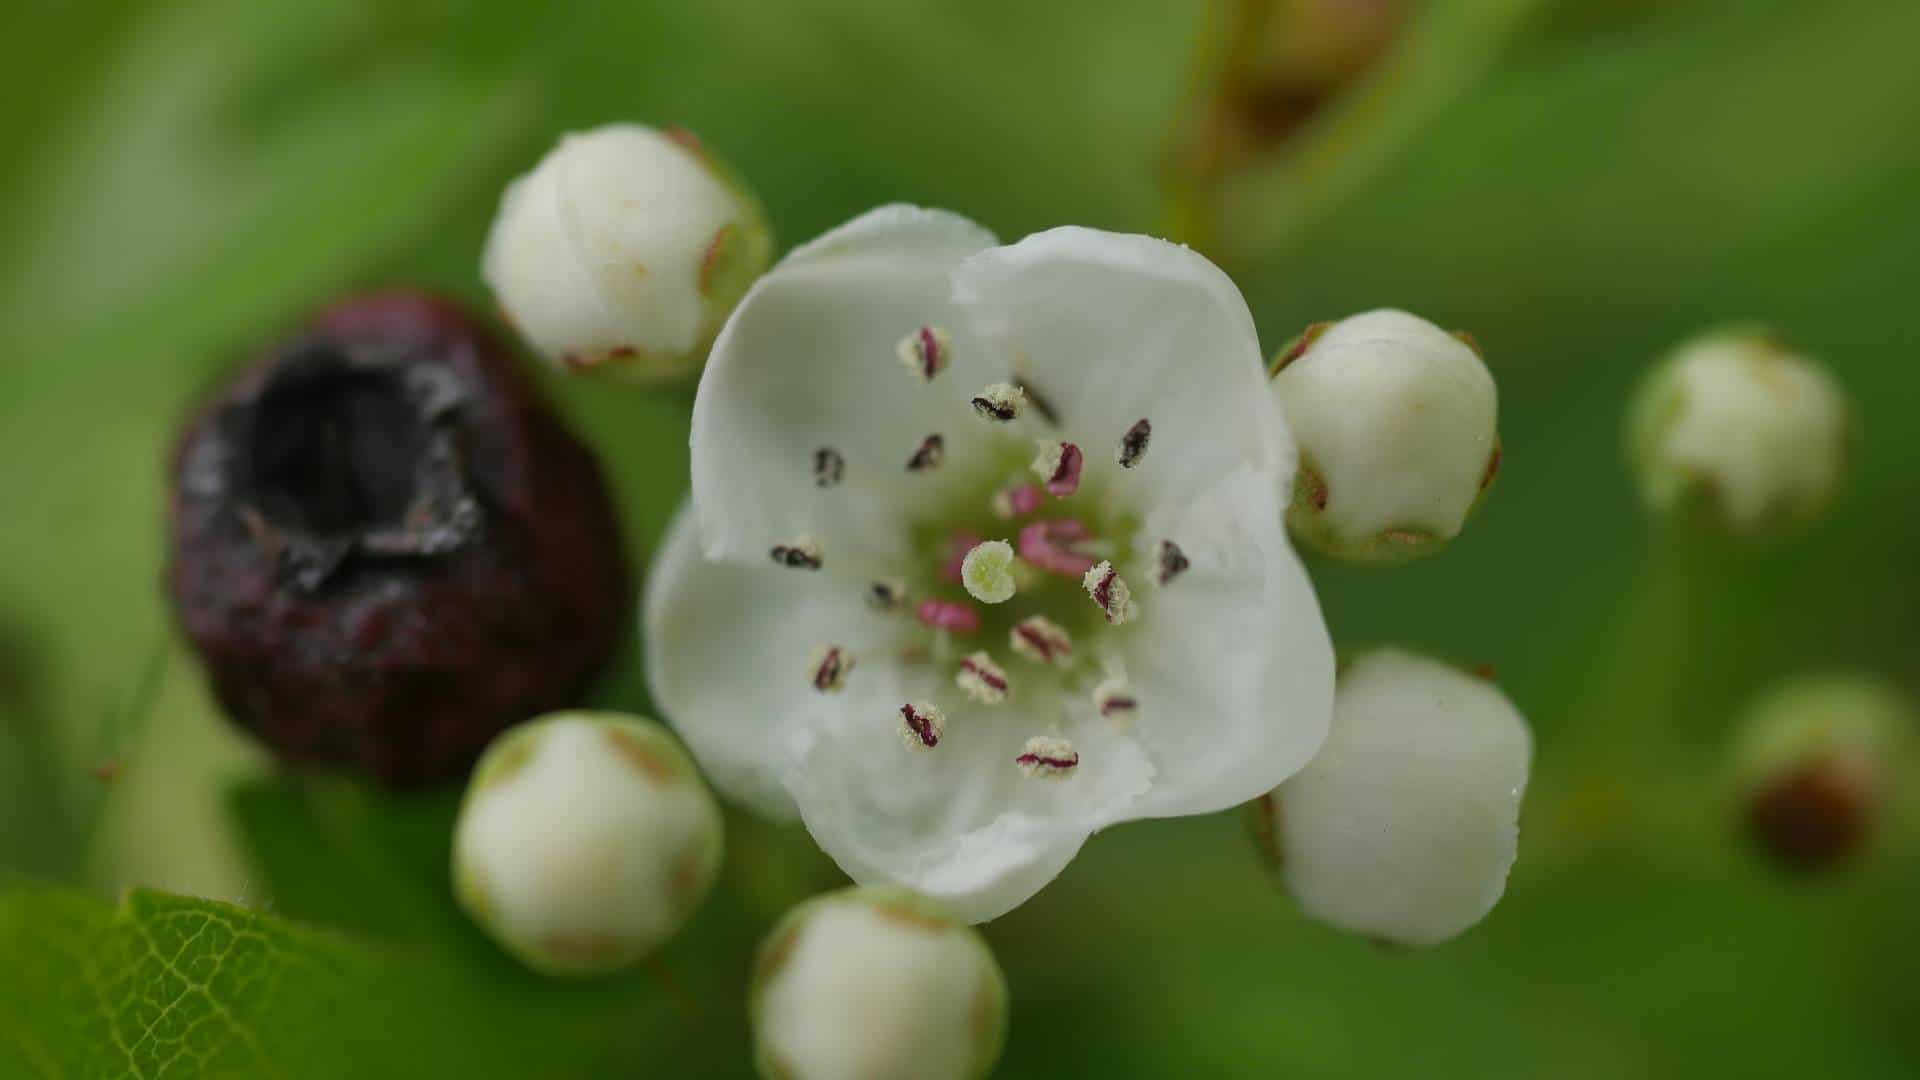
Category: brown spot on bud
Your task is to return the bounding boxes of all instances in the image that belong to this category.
[1748,754,1878,872]
[1247,792,1283,871]
[1297,464,1329,512]
[699,224,738,297]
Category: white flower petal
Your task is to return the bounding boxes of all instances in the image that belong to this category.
[692,205,1000,570]
[645,506,890,822]
[951,227,1291,509]
[782,662,1154,923]
[1273,648,1532,948]
[1119,465,1334,820]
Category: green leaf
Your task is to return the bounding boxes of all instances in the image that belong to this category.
[0,884,720,1079]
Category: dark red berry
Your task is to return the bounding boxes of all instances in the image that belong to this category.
[167,292,632,787]
[1746,754,1877,873]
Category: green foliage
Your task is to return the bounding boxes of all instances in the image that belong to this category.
[4,0,1920,1075]
[0,886,669,1079]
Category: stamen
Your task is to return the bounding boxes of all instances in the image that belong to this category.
[970,382,1025,422]
[1010,615,1073,666]
[897,326,952,381]
[868,578,909,612]
[1156,540,1190,586]
[1083,560,1136,625]
[1116,418,1151,468]
[955,651,1010,705]
[1094,676,1138,727]
[813,446,845,488]
[992,484,1045,520]
[769,537,823,570]
[916,599,981,634]
[1017,519,1098,577]
[1031,441,1084,497]
[960,540,1017,604]
[906,434,945,473]
[808,645,855,692]
[1013,373,1061,426]
[899,702,946,750]
[1015,735,1079,778]
[940,531,984,583]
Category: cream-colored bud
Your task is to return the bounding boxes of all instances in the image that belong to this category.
[1259,648,1530,947]
[1271,309,1500,563]
[482,124,772,382]
[751,887,1007,1080]
[1627,326,1851,536]
[452,712,723,975]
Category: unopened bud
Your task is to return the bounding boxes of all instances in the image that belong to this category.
[452,712,724,975]
[1270,310,1499,564]
[1732,674,1912,873]
[751,886,1008,1080]
[1256,648,1530,947]
[1626,326,1852,537]
[482,124,773,382]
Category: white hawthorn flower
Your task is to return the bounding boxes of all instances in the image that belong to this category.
[1254,648,1531,947]
[482,123,773,382]
[1626,325,1852,536]
[750,886,1007,1080]
[1270,309,1501,563]
[645,205,1334,922]
[451,711,724,975]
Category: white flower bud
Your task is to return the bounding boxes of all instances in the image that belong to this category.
[1270,309,1500,563]
[1627,326,1852,536]
[751,887,1007,1080]
[482,124,773,382]
[1257,648,1530,947]
[452,711,724,975]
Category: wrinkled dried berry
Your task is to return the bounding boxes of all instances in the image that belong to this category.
[167,292,632,787]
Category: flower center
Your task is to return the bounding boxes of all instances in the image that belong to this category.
[900,440,1138,673]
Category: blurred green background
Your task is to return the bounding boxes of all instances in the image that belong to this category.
[4,0,1920,1075]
